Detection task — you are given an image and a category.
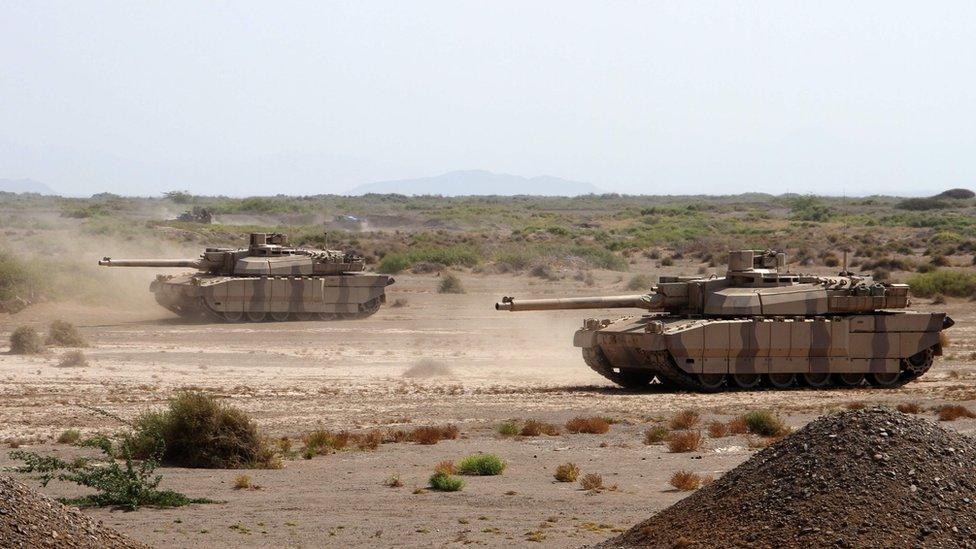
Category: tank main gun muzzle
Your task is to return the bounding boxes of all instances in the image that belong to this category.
[495,294,663,312]
[98,258,204,269]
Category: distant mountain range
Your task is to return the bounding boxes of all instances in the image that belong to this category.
[0,178,56,195]
[347,170,602,196]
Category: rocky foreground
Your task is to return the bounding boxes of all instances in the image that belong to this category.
[599,408,976,548]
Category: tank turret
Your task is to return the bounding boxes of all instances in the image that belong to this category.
[99,233,393,322]
[496,249,952,392]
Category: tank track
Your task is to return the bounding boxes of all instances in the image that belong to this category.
[582,345,939,392]
[194,296,383,322]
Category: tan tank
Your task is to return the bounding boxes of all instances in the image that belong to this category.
[99,233,393,321]
[496,249,953,391]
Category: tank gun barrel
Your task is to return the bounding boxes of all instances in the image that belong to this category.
[98,258,203,269]
[495,294,663,312]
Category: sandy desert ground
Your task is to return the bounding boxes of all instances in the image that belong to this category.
[1,271,975,548]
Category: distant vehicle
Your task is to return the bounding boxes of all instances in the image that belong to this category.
[99,233,393,321]
[176,207,214,224]
[497,249,952,391]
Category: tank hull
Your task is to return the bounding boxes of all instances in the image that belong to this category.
[575,312,952,391]
[149,273,393,321]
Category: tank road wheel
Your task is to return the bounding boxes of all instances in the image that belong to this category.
[245,311,267,322]
[902,348,935,381]
[317,312,338,320]
[868,372,904,388]
[834,373,865,387]
[730,373,762,389]
[222,311,245,323]
[270,311,290,322]
[765,373,797,389]
[802,372,832,388]
[294,313,313,321]
[615,370,655,390]
[696,374,726,392]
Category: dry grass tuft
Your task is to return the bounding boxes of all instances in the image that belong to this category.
[497,420,520,436]
[707,421,729,438]
[434,460,455,475]
[56,429,80,445]
[845,401,867,410]
[666,430,703,453]
[643,426,669,445]
[579,473,604,491]
[896,402,922,414]
[565,416,610,434]
[669,409,700,430]
[356,430,383,451]
[232,474,252,490]
[384,429,409,443]
[302,429,351,455]
[554,463,580,483]
[669,470,702,491]
[408,424,460,445]
[46,320,88,347]
[520,419,560,437]
[937,404,976,421]
[438,273,466,294]
[385,474,403,488]
[738,410,790,437]
[9,326,44,355]
[727,417,748,435]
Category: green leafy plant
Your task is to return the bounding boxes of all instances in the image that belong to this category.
[455,454,506,476]
[429,472,464,492]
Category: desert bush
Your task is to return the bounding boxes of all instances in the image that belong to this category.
[554,462,580,482]
[10,432,211,510]
[907,270,976,298]
[429,471,464,492]
[669,470,702,491]
[438,273,465,294]
[660,257,674,267]
[496,420,520,437]
[738,410,790,437]
[896,197,948,211]
[402,359,452,378]
[57,429,81,444]
[896,402,922,414]
[46,320,87,347]
[129,391,279,469]
[643,426,669,444]
[937,405,976,421]
[626,274,653,291]
[707,421,729,438]
[529,264,560,281]
[565,416,610,434]
[520,419,560,437]
[57,350,88,367]
[669,409,700,430]
[356,430,383,451]
[666,431,703,453]
[408,424,459,445]
[579,473,604,491]
[790,196,833,221]
[845,401,867,410]
[302,429,350,455]
[456,454,506,476]
[9,326,44,355]
[434,460,455,475]
[385,474,403,488]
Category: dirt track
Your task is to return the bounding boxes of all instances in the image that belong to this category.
[1,271,975,548]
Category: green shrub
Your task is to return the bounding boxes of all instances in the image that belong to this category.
[0,249,31,300]
[129,391,279,469]
[456,454,506,476]
[739,410,789,437]
[429,472,464,491]
[790,196,833,222]
[9,326,44,355]
[643,426,669,444]
[896,197,949,211]
[907,270,976,298]
[57,429,81,444]
[377,254,411,274]
[438,273,465,294]
[496,420,520,436]
[378,246,482,274]
[46,320,87,347]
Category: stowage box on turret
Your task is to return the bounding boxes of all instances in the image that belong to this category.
[496,250,953,391]
[100,233,393,321]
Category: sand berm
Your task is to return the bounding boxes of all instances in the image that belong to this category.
[598,408,976,548]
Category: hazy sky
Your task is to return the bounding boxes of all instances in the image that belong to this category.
[2,1,974,196]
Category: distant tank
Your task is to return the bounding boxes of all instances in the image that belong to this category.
[496,249,953,391]
[100,233,393,321]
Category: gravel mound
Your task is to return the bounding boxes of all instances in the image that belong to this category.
[0,475,147,548]
[599,408,976,548]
